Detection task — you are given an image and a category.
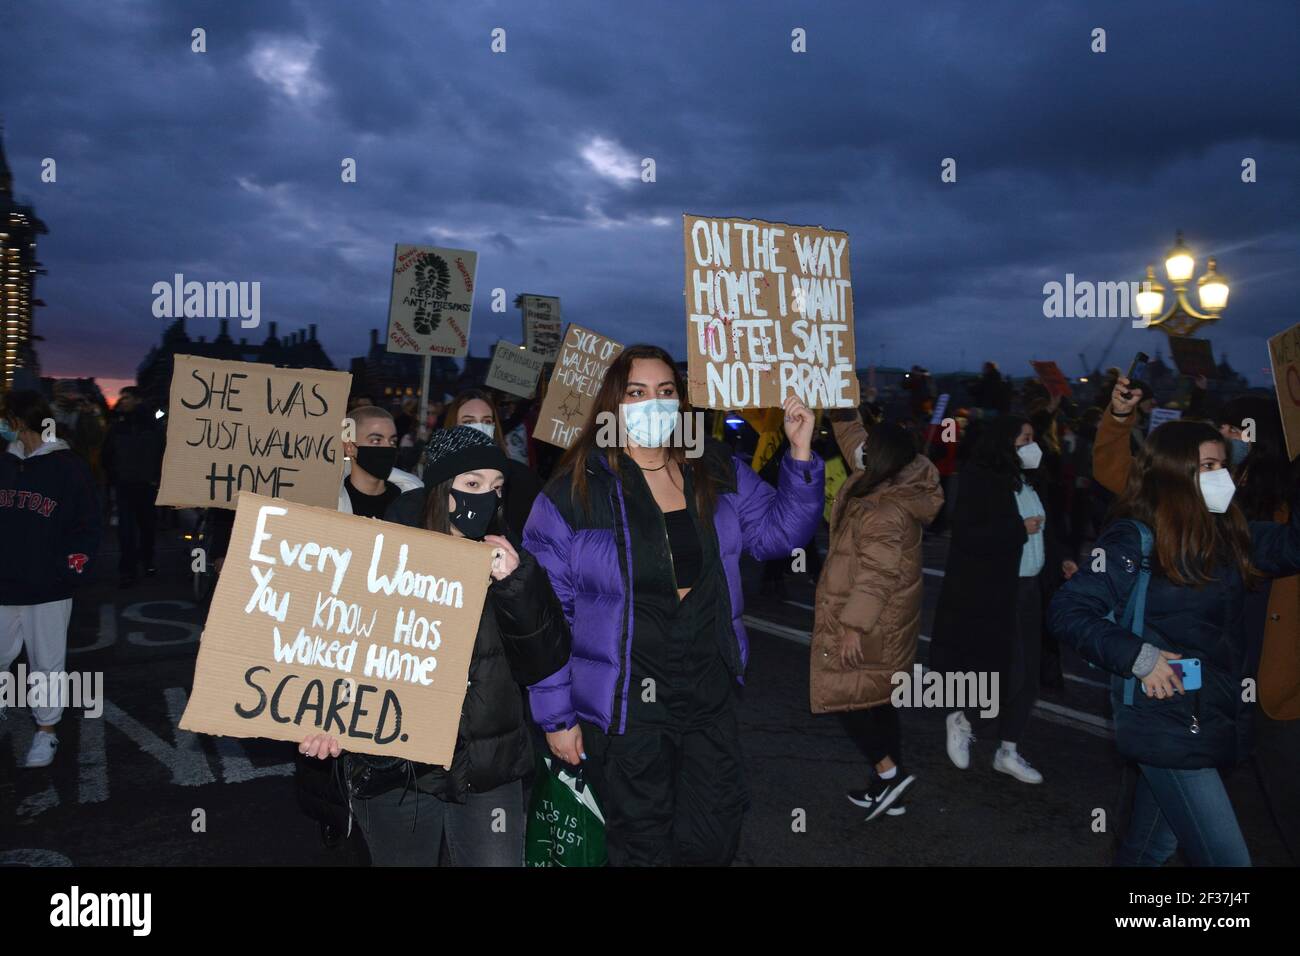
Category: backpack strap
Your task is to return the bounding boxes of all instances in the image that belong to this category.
[1121,520,1154,707]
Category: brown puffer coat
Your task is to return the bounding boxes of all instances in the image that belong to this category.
[811,417,944,713]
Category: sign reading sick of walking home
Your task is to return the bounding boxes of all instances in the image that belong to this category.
[684,214,859,410]
[156,355,352,510]
[535,324,624,450]
[179,493,495,766]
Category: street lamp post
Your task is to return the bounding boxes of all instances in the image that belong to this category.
[1135,230,1230,337]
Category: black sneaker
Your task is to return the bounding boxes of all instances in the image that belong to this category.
[862,770,915,821]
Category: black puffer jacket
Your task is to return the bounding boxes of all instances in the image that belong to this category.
[385,487,570,799]
[1050,510,1300,769]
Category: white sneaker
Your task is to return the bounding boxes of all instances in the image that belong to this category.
[25,730,58,768]
[993,747,1043,784]
[945,711,974,770]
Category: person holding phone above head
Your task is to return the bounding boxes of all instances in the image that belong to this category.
[929,415,1077,784]
[523,345,824,866]
[300,426,571,866]
[1050,421,1300,865]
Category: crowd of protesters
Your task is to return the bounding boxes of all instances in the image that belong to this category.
[2,352,1297,868]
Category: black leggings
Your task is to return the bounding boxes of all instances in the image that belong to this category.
[838,706,902,767]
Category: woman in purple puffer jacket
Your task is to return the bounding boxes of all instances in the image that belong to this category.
[523,345,824,866]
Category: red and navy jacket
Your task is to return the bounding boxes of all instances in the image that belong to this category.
[0,438,102,605]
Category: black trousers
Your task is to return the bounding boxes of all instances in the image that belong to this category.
[580,707,748,867]
[838,706,902,767]
[969,574,1041,743]
[116,482,157,573]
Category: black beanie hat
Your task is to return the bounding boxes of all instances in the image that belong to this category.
[421,426,510,488]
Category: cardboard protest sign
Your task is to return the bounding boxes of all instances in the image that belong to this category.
[1031,360,1073,398]
[1148,407,1182,434]
[684,214,859,410]
[485,341,545,399]
[179,494,495,765]
[157,355,351,510]
[385,244,478,358]
[521,295,563,361]
[1268,322,1300,460]
[535,324,624,449]
[1168,336,1218,379]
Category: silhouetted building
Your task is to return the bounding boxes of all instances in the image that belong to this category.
[136,318,334,411]
[0,126,49,392]
[348,328,458,407]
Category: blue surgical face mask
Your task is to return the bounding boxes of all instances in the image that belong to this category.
[1228,437,1250,466]
[0,422,17,443]
[621,398,679,448]
[463,421,495,439]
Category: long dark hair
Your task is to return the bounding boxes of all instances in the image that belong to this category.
[445,388,507,454]
[555,344,716,519]
[418,475,506,537]
[846,423,916,499]
[972,414,1034,491]
[1111,420,1258,589]
[1217,396,1296,521]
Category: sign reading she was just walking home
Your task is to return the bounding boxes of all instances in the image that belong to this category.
[684,214,859,410]
[386,244,478,358]
[179,494,495,766]
[157,355,352,510]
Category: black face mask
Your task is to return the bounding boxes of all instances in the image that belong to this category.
[449,488,499,540]
[354,446,397,482]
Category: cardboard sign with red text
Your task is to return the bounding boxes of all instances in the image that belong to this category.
[179,494,495,765]
[684,214,858,410]
[386,244,478,358]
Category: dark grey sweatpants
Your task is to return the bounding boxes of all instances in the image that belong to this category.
[357,780,524,867]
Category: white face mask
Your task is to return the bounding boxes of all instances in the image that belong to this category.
[1198,468,1236,514]
[463,422,495,439]
[621,398,679,448]
[1017,441,1043,471]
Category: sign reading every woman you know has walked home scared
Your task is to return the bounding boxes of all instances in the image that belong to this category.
[684,213,859,410]
[180,494,495,765]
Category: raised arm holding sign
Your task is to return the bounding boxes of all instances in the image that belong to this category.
[684,214,859,410]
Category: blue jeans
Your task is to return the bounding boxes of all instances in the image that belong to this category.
[1116,764,1251,866]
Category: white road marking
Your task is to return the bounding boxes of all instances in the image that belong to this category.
[742,615,1113,737]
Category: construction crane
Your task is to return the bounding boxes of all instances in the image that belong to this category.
[1080,320,1128,379]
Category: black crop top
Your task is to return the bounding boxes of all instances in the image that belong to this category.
[663,508,703,589]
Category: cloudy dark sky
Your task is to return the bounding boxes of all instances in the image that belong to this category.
[2,0,1297,398]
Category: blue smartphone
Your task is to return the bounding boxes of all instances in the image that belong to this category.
[1169,658,1202,691]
